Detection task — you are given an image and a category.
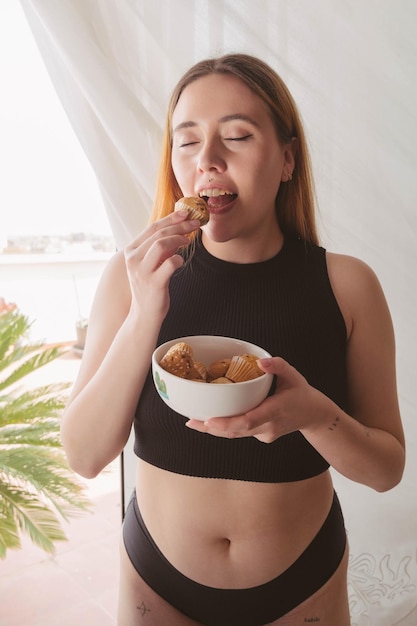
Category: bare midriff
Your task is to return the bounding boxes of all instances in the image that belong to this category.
[135,459,334,589]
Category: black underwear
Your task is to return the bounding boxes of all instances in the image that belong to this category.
[123,490,346,626]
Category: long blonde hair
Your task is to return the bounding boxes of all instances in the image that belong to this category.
[150,53,318,245]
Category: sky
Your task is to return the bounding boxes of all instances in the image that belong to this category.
[0,2,112,237]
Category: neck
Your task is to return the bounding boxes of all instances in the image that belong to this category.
[201,229,284,264]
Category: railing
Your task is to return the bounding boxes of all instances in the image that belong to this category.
[0,252,111,344]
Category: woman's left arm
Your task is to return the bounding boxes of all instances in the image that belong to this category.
[187,253,405,492]
[299,253,405,491]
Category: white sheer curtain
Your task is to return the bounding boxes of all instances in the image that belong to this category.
[19,1,417,624]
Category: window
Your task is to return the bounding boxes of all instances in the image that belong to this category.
[0,3,113,342]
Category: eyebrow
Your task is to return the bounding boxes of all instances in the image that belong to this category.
[173,113,260,134]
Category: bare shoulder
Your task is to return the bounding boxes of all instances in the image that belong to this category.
[96,249,130,298]
[326,251,379,287]
[88,249,131,331]
[325,252,389,338]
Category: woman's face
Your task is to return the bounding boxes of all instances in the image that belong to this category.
[171,73,295,260]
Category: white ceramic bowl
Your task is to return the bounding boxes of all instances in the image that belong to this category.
[152,335,273,420]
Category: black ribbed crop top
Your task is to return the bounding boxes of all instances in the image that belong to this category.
[134,236,348,483]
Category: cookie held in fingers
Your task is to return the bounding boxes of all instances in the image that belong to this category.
[174,197,210,226]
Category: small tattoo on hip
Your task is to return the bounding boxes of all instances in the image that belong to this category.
[137,601,151,617]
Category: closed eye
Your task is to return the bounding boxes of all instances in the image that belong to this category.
[226,134,253,142]
[179,141,199,148]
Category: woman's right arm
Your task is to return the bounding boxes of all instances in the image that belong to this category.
[60,211,199,478]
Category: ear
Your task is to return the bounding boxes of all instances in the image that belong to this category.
[281,137,298,182]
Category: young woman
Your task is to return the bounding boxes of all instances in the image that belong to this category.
[60,54,405,625]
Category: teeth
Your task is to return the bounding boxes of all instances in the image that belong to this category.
[199,189,234,198]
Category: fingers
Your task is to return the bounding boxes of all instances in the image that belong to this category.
[122,212,202,320]
[126,214,200,276]
[186,415,261,440]
[257,356,287,375]
[152,249,185,286]
[185,376,293,443]
[257,356,304,390]
[186,411,284,444]
[126,210,199,253]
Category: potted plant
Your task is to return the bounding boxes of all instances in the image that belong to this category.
[75,317,88,350]
[0,298,90,558]
[72,276,88,351]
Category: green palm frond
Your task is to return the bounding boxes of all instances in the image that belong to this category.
[0,446,90,516]
[0,342,44,373]
[0,384,70,427]
[0,501,21,556]
[0,346,67,391]
[0,422,62,447]
[0,303,91,558]
[0,310,31,359]
[0,482,69,557]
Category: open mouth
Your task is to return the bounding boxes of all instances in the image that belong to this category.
[199,189,237,211]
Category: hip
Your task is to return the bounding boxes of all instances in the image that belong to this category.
[122,483,347,625]
[134,459,336,588]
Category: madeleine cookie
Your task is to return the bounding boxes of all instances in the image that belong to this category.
[225,355,263,383]
[174,197,209,226]
[207,358,231,380]
[159,343,194,379]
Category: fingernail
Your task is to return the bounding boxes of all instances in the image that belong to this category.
[258,357,272,367]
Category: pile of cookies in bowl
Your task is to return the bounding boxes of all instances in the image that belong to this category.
[152,335,273,420]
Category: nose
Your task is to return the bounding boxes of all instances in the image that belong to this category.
[197,137,226,175]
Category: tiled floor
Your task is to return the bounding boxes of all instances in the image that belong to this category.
[0,348,123,625]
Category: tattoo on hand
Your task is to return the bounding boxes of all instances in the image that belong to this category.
[137,601,151,617]
[328,416,340,431]
[304,618,321,623]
